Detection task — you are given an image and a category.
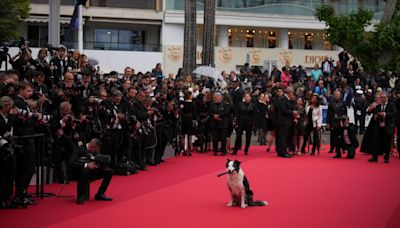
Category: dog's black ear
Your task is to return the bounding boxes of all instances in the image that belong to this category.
[234,160,241,167]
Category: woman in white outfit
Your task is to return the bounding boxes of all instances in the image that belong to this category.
[300,94,322,155]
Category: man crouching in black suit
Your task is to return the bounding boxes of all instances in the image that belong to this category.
[69,138,113,205]
[333,116,359,159]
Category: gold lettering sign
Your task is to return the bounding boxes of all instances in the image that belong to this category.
[250,49,262,65]
[218,48,232,63]
[304,55,328,64]
[167,46,182,62]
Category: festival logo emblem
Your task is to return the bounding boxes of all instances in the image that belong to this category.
[218,48,232,63]
[279,50,293,66]
[167,46,182,62]
[250,49,262,65]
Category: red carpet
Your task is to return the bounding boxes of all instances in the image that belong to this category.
[1,145,400,228]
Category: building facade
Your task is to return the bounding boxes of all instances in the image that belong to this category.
[4,0,385,74]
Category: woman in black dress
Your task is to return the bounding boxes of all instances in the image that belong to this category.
[222,92,235,154]
[195,93,209,153]
[255,93,268,145]
[360,93,381,154]
[293,97,306,155]
[264,93,275,152]
[180,90,197,156]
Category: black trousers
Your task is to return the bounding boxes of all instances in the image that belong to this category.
[301,126,320,153]
[143,131,156,164]
[106,129,123,166]
[329,127,340,152]
[276,124,290,156]
[0,155,16,201]
[373,127,392,161]
[132,135,145,168]
[76,167,113,200]
[15,138,36,198]
[212,128,227,153]
[234,122,252,152]
[155,124,169,163]
[335,140,356,158]
[354,114,366,133]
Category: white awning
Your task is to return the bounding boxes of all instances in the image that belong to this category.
[87,18,162,25]
[24,15,75,25]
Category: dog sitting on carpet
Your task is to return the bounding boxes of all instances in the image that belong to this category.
[224,159,268,208]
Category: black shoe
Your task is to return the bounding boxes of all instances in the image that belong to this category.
[76,197,84,205]
[213,152,217,156]
[146,161,156,166]
[266,147,270,152]
[160,159,165,163]
[368,158,378,163]
[384,160,389,163]
[244,150,248,155]
[328,150,334,153]
[188,151,192,156]
[279,154,292,158]
[10,197,28,208]
[95,194,113,201]
[333,154,341,158]
[0,201,10,209]
[232,149,237,155]
[24,197,38,205]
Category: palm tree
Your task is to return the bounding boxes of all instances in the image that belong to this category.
[183,0,197,78]
[202,0,216,67]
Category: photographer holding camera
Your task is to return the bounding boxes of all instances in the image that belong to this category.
[69,138,113,205]
[333,116,359,159]
[0,96,18,209]
[13,81,42,206]
[50,101,79,184]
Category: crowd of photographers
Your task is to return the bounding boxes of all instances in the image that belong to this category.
[0,42,399,208]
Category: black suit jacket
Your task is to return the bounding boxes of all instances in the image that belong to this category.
[69,145,93,169]
[13,96,38,136]
[374,102,396,135]
[327,100,347,126]
[275,96,294,127]
[209,102,230,129]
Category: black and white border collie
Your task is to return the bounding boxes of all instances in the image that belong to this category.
[225,159,268,208]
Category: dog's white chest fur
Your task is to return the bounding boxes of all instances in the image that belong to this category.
[227,169,245,196]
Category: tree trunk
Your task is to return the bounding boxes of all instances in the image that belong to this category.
[183,0,197,78]
[202,0,216,67]
[381,0,397,23]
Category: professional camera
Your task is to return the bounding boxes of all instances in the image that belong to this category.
[0,138,14,160]
[79,153,111,169]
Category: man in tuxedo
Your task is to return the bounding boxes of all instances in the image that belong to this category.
[327,90,347,155]
[69,138,113,205]
[13,82,42,206]
[209,92,230,156]
[369,92,396,163]
[49,45,76,85]
[274,87,297,158]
